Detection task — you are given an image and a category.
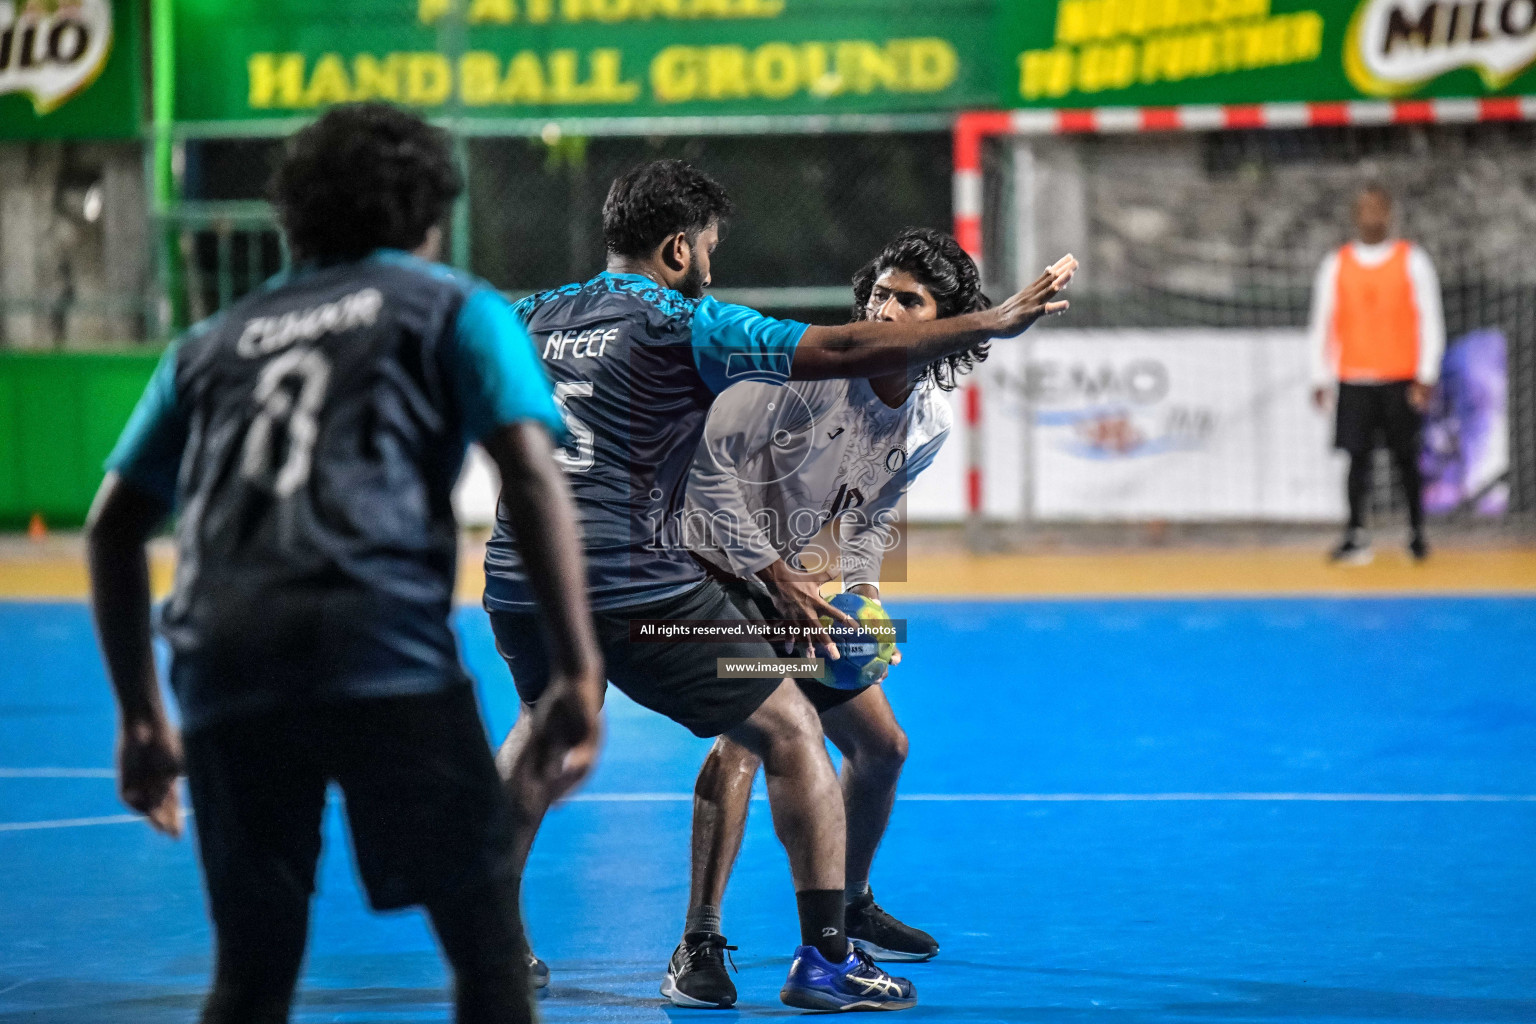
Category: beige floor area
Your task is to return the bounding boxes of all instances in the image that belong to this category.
[5,534,1533,601]
[876,547,1536,598]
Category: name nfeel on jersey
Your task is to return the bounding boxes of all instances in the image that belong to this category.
[483,272,807,612]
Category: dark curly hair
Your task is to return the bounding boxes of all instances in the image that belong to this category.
[602,159,735,258]
[268,103,462,262]
[851,227,992,391]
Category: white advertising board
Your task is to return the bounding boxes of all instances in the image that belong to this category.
[458,329,1351,527]
[906,329,1347,522]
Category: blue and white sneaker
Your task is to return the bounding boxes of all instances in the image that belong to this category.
[779,944,917,1011]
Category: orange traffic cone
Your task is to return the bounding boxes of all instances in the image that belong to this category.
[27,512,47,541]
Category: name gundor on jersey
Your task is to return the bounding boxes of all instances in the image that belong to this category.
[236,288,384,358]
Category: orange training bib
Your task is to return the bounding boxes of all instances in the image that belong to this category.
[1330,240,1419,383]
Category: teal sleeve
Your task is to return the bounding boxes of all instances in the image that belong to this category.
[104,341,188,506]
[689,296,808,394]
[451,288,571,445]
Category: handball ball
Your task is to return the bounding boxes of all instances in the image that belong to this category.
[819,592,897,691]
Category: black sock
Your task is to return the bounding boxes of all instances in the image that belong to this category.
[1392,443,1425,535]
[796,889,848,962]
[1346,452,1371,532]
[684,905,721,939]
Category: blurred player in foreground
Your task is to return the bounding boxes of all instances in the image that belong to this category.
[85,103,602,1024]
[1310,184,1444,563]
[485,160,1076,1012]
[662,228,989,1009]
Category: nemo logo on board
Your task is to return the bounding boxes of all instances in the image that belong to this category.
[1348,0,1536,94]
[0,0,112,114]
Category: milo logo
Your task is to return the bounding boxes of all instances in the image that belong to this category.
[0,0,113,115]
[1348,0,1536,94]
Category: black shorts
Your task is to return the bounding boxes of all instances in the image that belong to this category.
[708,569,869,716]
[489,579,783,738]
[183,687,516,917]
[1335,381,1421,456]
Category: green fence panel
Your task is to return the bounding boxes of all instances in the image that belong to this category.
[0,352,160,530]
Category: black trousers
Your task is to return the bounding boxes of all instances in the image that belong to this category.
[1333,381,1424,533]
[183,688,533,1024]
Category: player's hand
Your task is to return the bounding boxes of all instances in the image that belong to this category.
[117,717,183,838]
[988,254,1077,338]
[523,670,605,804]
[1312,386,1332,411]
[847,585,900,666]
[1408,381,1431,412]
[756,560,856,660]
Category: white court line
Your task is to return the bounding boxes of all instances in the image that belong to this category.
[0,767,115,778]
[566,792,1536,803]
[4,773,1535,803]
[3,787,1533,832]
[895,792,1536,802]
[0,814,144,832]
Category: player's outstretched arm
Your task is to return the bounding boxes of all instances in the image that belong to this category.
[85,473,184,838]
[481,422,605,801]
[791,254,1077,381]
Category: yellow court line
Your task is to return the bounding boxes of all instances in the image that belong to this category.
[0,554,176,601]
[4,548,1534,602]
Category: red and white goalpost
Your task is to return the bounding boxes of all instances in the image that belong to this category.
[951,97,1536,536]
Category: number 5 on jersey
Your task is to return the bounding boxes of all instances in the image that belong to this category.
[553,380,595,473]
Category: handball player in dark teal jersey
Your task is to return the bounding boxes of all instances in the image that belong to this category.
[486,160,1077,1012]
[85,103,602,1024]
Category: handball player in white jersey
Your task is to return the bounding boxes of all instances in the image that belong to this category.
[663,228,989,1008]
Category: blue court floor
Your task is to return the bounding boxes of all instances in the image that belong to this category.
[1,596,1533,1023]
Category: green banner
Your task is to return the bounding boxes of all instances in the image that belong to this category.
[1001,0,1536,108]
[170,0,995,125]
[1,0,142,139]
[15,1,1536,136]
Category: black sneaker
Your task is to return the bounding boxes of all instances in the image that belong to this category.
[529,952,550,994]
[846,889,939,962]
[661,931,738,1009]
[1409,533,1430,562]
[1329,531,1373,566]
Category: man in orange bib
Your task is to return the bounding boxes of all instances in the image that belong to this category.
[1309,185,1444,563]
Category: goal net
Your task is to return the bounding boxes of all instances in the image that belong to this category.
[945,118,1535,534]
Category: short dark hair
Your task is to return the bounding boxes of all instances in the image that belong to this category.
[1359,183,1393,208]
[602,159,735,258]
[851,227,992,391]
[269,102,462,261]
